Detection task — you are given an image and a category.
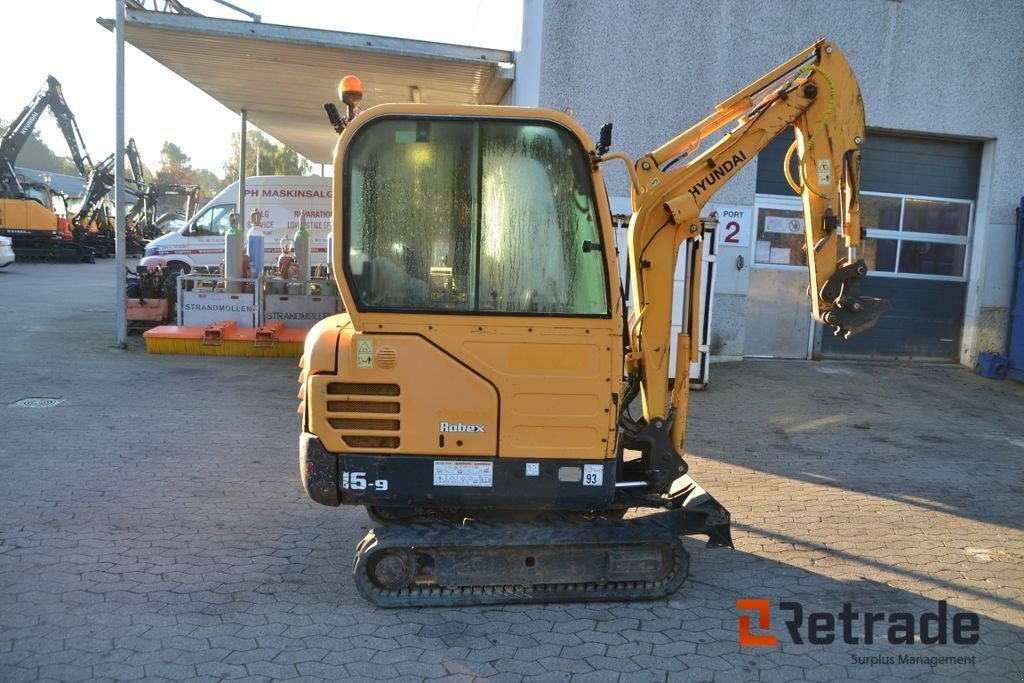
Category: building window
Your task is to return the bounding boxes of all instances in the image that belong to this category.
[858,192,972,279]
[752,191,972,280]
[752,197,807,267]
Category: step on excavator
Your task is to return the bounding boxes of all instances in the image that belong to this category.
[298,39,890,606]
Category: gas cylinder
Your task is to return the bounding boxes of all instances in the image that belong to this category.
[278,237,294,280]
[293,212,311,295]
[327,230,333,277]
[246,208,264,278]
[224,211,244,293]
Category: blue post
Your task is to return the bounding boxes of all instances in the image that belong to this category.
[1007,197,1024,381]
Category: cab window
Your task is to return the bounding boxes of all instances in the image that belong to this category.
[344,117,609,316]
[190,204,234,236]
[24,185,52,209]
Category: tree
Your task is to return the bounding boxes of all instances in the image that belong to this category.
[159,141,191,170]
[223,130,311,180]
[153,140,225,205]
[195,168,227,199]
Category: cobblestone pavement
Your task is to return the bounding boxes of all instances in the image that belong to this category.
[1,262,1022,682]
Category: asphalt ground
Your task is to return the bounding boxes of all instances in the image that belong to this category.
[1,260,1022,682]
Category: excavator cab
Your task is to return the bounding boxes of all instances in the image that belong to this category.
[304,107,626,513]
[20,182,53,209]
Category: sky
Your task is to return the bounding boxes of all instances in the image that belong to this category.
[5,0,522,176]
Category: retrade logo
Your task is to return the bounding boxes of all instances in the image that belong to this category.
[737,599,778,646]
[736,599,980,647]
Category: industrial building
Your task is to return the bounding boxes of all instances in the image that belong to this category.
[513,0,1022,366]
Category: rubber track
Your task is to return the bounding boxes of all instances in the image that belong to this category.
[353,517,691,607]
[12,237,94,263]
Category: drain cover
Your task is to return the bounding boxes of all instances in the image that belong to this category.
[12,398,64,408]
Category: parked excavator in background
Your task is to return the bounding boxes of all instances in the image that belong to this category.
[69,139,141,257]
[298,40,890,606]
[125,180,201,241]
[0,75,96,262]
[69,137,202,258]
[122,139,202,250]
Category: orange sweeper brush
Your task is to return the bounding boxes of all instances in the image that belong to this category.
[144,321,306,357]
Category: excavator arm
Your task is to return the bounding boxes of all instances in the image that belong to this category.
[602,40,889,448]
[72,139,147,235]
[126,138,146,186]
[45,76,92,178]
[0,76,93,198]
[72,154,115,236]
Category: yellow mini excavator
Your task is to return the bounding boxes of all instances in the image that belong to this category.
[298,39,889,606]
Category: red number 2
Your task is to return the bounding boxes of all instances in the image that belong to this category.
[724,221,741,243]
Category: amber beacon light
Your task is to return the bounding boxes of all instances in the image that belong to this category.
[339,75,363,121]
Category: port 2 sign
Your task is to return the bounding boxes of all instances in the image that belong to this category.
[714,204,751,248]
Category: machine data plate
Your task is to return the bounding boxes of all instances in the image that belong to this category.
[583,464,604,486]
[433,461,493,487]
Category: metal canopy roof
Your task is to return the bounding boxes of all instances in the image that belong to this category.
[98,9,515,164]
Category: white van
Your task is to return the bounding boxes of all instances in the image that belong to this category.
[144,175,332,273]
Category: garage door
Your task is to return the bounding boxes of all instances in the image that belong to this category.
[751,131,981,360]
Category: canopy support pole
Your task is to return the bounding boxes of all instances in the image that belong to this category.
[114,0,127,349]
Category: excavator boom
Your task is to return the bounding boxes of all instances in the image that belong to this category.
[0,76,92,198]
[616,39,888,436]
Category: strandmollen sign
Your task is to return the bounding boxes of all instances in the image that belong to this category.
[180,292,257,327]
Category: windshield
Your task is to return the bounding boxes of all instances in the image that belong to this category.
[344,117,609,317]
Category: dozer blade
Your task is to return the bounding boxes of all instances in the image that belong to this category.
[353,516,693,608]
[659,473,733,548]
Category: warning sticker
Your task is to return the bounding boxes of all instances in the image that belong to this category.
[356,339,373,368]
[816,158,832,186]
[433,461,493,487]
